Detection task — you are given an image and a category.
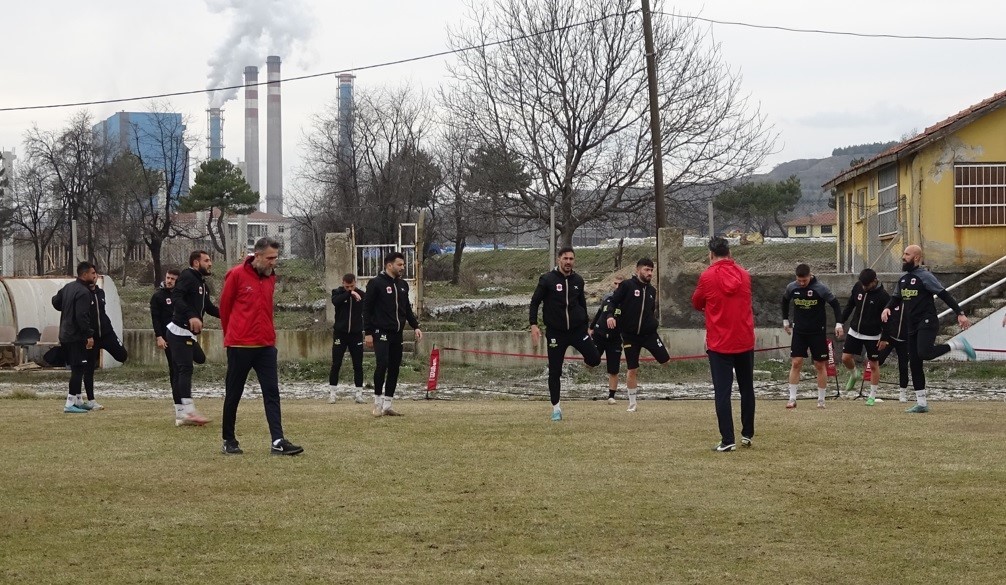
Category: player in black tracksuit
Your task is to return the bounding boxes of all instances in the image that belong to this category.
[877,298,910,403]
[329,273,366,404]
[837,269,890,404]
[590,275,623,402]
[605,258,669,412]
[167,252,219,425]
[83,280,128,406]
[882,245,974,413]
[363,252,422,416]
[781,264,843,408]
[52,262,98,413]
[529,247,601,421]
[150,269,180,400]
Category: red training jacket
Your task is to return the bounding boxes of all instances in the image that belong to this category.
[219,256,276,347]
[691,257,755,354]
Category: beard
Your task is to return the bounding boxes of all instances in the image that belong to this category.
[198,266,211,276]
[902,261,916,272]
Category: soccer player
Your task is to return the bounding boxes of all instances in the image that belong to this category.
[167,251,219,426]
[838,268,890,406]
[150,269,186,416]
[691,237,756,452]
[878,302,911,403]
[529,247,601,421]
[589,274,623,404]
[363,252,423,417]
[219,237,303,456]
[782,263,843,409]
[605,258,670,412]
[881,244,974,413]
[328,273,367,404]
[51,262,98,414]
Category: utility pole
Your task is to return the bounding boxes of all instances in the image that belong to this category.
[640,0,666,232]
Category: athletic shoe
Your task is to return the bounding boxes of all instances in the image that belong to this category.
[221,440,243,455]
[372,404,384,417]
[740,436,752,448]
[817,400,826,410]
[844,368,861,392]
[905,404,930,413]
[607,397,616,405]
[550,410,562,422]
[64,404,88,414]
[328,389,338,404]
[865,397,876,406]
[175,412,209,426]
[899,394,908,403]
[354,392,367,404]
[271,438,304,456]
[383,408,404,417]
[785,401,797,409]
[627,403,637,413]
[85,401,104,411]
[713,442,736,452]
[75,401,93,411]
[960,338,976,361]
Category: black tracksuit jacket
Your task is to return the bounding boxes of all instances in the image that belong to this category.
[363,271,419,335]
[605,275,659,336]
[150,285,173,338]
[839,282,890,337]
[51,279,94,343]
[590,292,621,345]
[332,287,365,333]
[781,276,842,334]
[528,268,589,333]
[170,267,220,332]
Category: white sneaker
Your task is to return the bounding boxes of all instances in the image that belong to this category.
[354,391,367,404]
[328,389,338,404]
[627,403,637,413]
[817,400,826,409]
[86,400,104,410]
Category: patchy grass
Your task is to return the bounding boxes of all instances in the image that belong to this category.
[2,398,1005,584]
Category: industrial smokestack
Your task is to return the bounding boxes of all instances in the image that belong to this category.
[337,73,355,165]
[266,55,282,215]
[207,108,224,161]
[244,66,260,193]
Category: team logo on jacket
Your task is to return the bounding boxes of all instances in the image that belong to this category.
[910,278,916,285]
[857,293,862,301]
[555,284,563,292]
[634,289,641,297]
[165,299,172,305]
[198,286,204,295]
[386,286,393,294]
[807,290,814,297]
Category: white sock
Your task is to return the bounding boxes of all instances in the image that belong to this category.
[383,396,393,410]
[869,385,878,399]
[627,389,637,405]
[788,384,798,401]
[916,390,928,407]
[552,402,561,413]
[817,387,826,402]
[949,339,961,351]
[65,394,77,408]
[174,404,185,418]
[181,398,195,414]
[899,388,908,402]
[374,395,382,406]
[74,395,85,405]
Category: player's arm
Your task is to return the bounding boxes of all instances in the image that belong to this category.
[690,273,707,312]
[528,276,547,327]
[840,285,857,323]
[218,271,237,333]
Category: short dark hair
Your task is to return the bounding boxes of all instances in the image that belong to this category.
[795,263,811,277]
[166,268,181,277]
[342,273,356,283]
[76,261,96,277]
[557,246,575,258]
[708,236,730,258]
[189,250,209,266]
[636,257,654,269]
[384,251,405,266]
[253,236,280,253]
[858,268,878,286]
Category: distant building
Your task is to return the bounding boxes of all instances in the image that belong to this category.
[783,211,836,239]
[173,210,292,255]
[94,112,190,196]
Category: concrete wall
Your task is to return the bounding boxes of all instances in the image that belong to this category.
[324,231,355,324]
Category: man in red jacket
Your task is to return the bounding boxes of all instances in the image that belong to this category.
[691,237,756,453]
[218,237,303,456]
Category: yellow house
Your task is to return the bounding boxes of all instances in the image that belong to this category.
[824,90,1006,273]
[783,211,836,239]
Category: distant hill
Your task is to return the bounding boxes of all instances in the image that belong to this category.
[754,155,856,211]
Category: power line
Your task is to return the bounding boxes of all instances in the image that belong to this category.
[656,11,1006,41]
[0,9,640,114]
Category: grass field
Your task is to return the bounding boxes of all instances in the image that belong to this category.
[3,396,1005,584]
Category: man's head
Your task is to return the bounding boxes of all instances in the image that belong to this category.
[251,237,280,276]
[189,250,213,275]
[556,247,575,275]
[384,251,407,279]
[342,273,357,292]
[611,274,624,291]
[707,236,730,263]
[902,244,922,272]
[76,261,97,285]
[858,268,879,291]
[795,263,812,287]
[635,257,655,284]
[164,268,180,289]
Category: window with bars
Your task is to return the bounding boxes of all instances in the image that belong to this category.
[877,166,898,236]
[954,163,1006,226]
[856,188,866,220]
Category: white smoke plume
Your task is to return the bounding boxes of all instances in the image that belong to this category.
[205,0,315,107]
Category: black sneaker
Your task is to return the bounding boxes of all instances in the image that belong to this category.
[222,440,243,455]
[713,442,736,452]
[271,438,304,456]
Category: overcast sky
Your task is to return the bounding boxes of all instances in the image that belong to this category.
[4,0,1006,204]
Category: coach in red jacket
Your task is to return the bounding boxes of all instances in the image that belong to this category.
[691,236,756,453]
[218,236,303,456]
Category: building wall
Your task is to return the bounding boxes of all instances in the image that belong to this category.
[95,112,190,197]
[786,225,835,238]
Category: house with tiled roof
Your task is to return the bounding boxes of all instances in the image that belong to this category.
[782,211,836,239]
[823,90,1006,272]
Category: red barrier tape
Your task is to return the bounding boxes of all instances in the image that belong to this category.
[439,345,789,362]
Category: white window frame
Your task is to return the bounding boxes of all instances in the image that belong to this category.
[877,166,898,237]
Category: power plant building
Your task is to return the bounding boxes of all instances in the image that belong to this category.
[94,112,190,196]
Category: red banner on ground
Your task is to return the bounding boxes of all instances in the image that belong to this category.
[427,347,440,392]
[826,339,837,377]
[864,359,872,382]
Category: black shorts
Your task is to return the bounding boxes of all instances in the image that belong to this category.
[791,331,829,361]
[621,332,670,369]
[842,336,880,360]
[594,336,622,375]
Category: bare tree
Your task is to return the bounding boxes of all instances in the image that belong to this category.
[4,158,66,275]
[446,0,775,247]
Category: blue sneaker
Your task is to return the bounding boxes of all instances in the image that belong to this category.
[905,404,930,413]
[959,338,976,361]
[64,404,88,414]
[550,410,562,422]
